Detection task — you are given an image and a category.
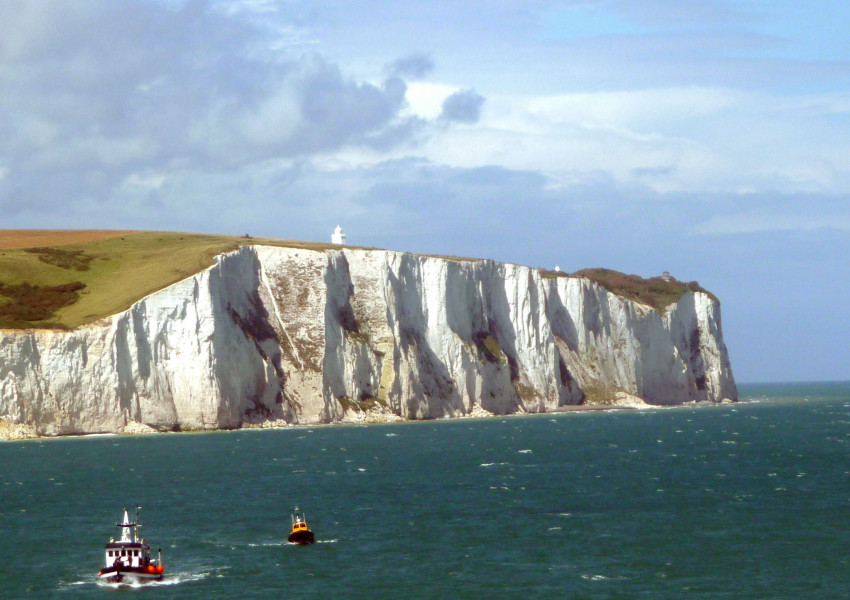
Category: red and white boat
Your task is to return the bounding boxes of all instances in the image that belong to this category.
[97,506,165,584]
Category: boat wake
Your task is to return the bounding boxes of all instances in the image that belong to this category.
[248,540,289,547]
[247,536,338,547]
[93,568,220,589]
[579,573,628,582]
[281,537,338,546]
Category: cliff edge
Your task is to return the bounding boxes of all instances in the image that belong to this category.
[0,245,736,436]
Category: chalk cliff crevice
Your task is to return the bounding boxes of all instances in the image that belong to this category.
[0,246,737,435]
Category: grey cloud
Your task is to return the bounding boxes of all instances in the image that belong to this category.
[360,116,428,151]
[448,165,548,191]
[0,0,425,215]
[295,63,411,153]
[387,52,435,79]
[342,160,565,259]
[440,89,485,123]
[631,165,677,178]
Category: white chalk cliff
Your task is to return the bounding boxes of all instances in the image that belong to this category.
[0,246,736,436]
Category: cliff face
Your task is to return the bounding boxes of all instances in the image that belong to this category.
[0,246,736,435]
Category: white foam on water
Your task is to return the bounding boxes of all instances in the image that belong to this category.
[248,540,288,547]
[94,572,208,590]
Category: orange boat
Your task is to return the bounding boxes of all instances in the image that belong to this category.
[287,507,315,544]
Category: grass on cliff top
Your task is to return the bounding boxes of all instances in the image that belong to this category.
[0,230,387,329]
[540,267,715,311]
[0,232,240,328]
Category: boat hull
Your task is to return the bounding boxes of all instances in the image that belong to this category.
[98,566,163,583]
[288,530,315,544]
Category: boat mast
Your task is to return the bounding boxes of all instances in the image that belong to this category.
[134,505,142,543]
[117,505,143,543]
[119,508,132,543]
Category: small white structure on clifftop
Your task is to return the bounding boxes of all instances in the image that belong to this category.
[332,225,346,245]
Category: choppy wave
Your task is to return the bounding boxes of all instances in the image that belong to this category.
[10,381,849,600]
[581,574,613,581]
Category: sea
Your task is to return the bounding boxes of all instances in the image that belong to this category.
[1,381,848,599]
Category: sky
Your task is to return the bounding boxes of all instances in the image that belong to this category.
[1,0,849,384]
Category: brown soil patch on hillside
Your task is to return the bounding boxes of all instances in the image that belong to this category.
[0,230,137,249]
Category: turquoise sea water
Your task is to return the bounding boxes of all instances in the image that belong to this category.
[1,381,849,599]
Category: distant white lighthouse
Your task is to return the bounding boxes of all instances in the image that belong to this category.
[331,225,346,245]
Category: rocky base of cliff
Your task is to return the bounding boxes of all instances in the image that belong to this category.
[240,418,291,430]
[0,418,38,441]
[122,421,158,435]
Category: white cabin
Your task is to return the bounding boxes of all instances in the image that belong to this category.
[104,508,151,569]
[105,542,147,569]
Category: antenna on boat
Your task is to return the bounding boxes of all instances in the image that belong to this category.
[133,505,143,543]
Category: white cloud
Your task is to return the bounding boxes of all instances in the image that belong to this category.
[123,171,168,192]
[382,85,850,196]
[524,87,741,129]
[405,82,460,119]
